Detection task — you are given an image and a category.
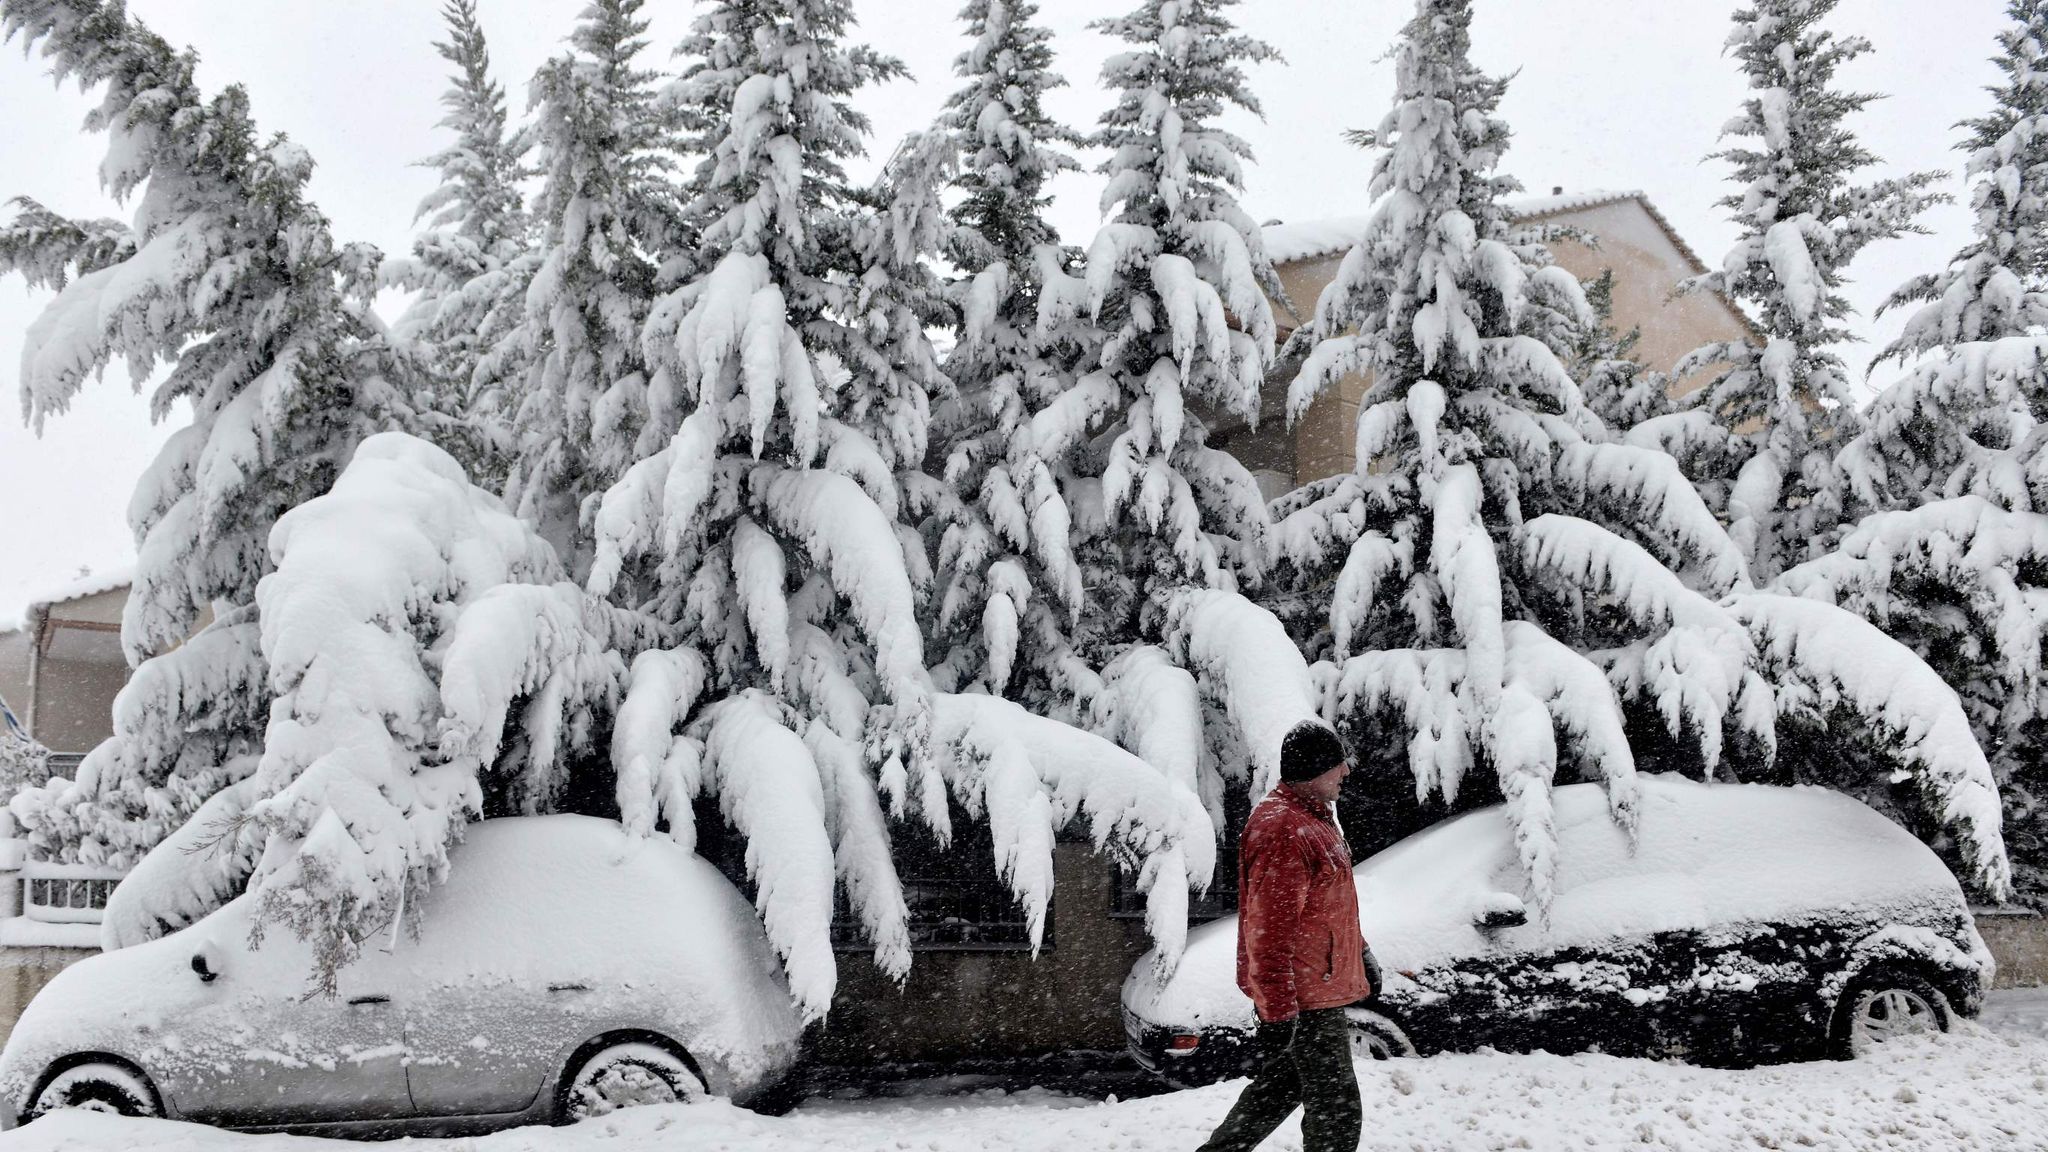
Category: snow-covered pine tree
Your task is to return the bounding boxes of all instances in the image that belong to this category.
[1663,0,1945,582]
[592,0,1213,1018]
[1266,0,2011,908]
[505,0,685,561]
[1057,0,1338,826]
[89,432,644,988]
[0,0,400,881]
[386,0,533,490]
[1790,2,2048,905]
[924,0,1098,711]
[1571,269,1671,435]
[1068,0,1282,640]
[1874,0,2048,367]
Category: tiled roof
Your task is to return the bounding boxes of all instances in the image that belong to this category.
[1261,189,1709,275]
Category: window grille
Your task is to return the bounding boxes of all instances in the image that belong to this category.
[830,818,1044,952]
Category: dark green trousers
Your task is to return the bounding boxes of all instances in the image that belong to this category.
[1197,1007,1361,1152]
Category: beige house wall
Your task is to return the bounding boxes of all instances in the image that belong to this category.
[1277,196,1752,486]
[3,587,134,756]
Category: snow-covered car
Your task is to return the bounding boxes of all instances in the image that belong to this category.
[0,815,803,1135]
[1123,775,1992,1082]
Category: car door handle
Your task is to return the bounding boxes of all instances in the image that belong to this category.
[548,982,590,993]
[348,994,391,1006]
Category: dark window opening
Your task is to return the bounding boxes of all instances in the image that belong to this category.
[831,813,1044,953]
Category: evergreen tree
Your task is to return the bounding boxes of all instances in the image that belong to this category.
[924,0,1097,711]
[387,0,533,490]
[1670,0,1944,581]
[506,0,685,561]
[1793,1,2048,905]
[1069,0,1283,646]
[1570,269,1671,434]
[1265,0,2010,907]
[0,0,400,884]
[1876,0,2048,366]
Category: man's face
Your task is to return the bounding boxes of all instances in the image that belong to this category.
[1297,758,1350,805]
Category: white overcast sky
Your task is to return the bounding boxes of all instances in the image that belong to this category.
[0,0,2011,625]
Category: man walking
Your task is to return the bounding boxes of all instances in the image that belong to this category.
[1198,721,1367,1152]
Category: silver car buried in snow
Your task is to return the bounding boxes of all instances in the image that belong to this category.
[0,815,803,1135]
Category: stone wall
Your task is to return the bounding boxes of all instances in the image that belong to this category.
[0,946,92,1044]
[810,844,1153,1065]
[1978,910,2048,988]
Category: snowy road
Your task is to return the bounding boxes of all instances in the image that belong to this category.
[11,998,2048,1152]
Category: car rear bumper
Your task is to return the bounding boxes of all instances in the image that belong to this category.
[1122,1010,1255,1087]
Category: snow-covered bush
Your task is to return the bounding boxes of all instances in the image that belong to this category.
[1265,0,2010,908]
[1666,0,1944,581]
[0,723,50,800]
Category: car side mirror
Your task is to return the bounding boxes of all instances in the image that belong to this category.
[1474,894,1528,931]
[191,942,221,984]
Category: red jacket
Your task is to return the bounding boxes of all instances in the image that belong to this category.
[1235,783,1370,1022]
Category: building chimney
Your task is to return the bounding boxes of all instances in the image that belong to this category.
[1552,186,1563,196]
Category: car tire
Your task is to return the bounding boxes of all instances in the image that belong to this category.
[559,1040,705,1122]
[1830,968,1950,1060]
[27,1061,161,1122]
[1343,1006,1417,1060]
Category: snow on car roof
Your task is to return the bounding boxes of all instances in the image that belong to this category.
[1356,774,1961,970]
[1126,776,1965,1031]
[0,816,803,1100]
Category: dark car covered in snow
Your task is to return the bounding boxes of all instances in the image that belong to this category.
[1122,776,1992,1082]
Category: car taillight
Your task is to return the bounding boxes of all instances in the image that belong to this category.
[1168,1034,1201,1051]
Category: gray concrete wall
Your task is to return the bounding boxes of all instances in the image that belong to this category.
[812,844,1152,1065]
[1978,912,2048,988]
[0,946,93,1045]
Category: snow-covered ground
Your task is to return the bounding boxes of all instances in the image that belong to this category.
[11,992,2048,1152]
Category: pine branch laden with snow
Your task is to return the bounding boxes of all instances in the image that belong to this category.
[1778,496,2048,900]
[1673,0,1945,581]
[1732,592,2014,901]
[502,0,686,557]
[1,0,404,661]
[213,433,626,994]
[924,0,1096,712]
[8,608,266,889]
[1835,336,2048,518]
[383,0,535,492]
[934,692,1214,978]
[1876,0,2048,367]
[1076,0,1282,634]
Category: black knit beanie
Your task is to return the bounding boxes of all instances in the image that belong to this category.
[1279,722,1347,783]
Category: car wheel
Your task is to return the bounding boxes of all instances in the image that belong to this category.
[1832,969,1950,1059]
[27,1062,161,1122]
[1344,1006,1417,1060]
[560,1041,705,1122]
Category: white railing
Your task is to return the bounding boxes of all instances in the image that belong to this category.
[20,859,123,925]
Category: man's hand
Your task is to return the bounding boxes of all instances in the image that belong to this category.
[1256,1016,1299,1064]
